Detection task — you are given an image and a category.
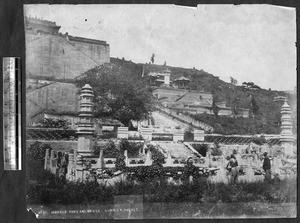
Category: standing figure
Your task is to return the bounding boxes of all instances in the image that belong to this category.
[226,154,239,184]
[262,152,271,182]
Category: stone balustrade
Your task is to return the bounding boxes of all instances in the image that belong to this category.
[140,127,153,140]
[173,131,184,142]
[117,127,129,139]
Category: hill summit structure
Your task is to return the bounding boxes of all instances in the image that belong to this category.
[25,16,110,79]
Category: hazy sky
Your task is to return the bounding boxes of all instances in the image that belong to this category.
[25,4,296,91]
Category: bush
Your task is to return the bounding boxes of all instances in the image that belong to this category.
[184,126,194,141]
[191,113,281,135]
[148,145,165,166]
[211,143,222,156]
[94,141,119,157]
[119,139,143,157]
[26,142,52,180]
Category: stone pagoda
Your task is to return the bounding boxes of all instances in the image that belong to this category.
[280,98,295,156]
[77,84,95,156]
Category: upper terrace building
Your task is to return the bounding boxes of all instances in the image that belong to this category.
[25,16,110,79]
[147,68,249,118]
[148,68,171,87]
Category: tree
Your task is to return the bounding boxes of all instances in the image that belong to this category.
[211,87,222,117]
[150,53,155,64]
[251,96,260,116]
[74,64,152,125]
[230,77,237,85]
[242,82,261,117]
[212,95,220,117]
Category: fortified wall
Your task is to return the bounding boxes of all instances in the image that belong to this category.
[25,17,110,79]
[26,82,79,125]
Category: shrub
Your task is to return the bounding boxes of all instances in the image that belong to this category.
[119,139,143,157]
[211,143,222,156]
[184,126,194,142]
[191,113,281,135]
[148,145,165,166]
[26,142,52,180]
[94,141,120,158]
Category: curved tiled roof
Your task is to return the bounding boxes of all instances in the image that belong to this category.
[174,76,191,82]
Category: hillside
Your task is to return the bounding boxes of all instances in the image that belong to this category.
[109,57,296,134]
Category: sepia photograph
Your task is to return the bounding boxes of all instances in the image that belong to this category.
[24,4,297,219]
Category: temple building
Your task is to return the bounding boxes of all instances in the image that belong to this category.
[173,76,191,89]
[148,68,171,87]
[145,66,249,118]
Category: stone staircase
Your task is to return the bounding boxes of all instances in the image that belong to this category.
[154,141,199,160]
[154,105,213,132]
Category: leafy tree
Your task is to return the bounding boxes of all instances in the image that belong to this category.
[230,77,237,85]
[119,139,143,157]
[74,64,152,125]
[150,53,155,64]
[211,143,222,156]
[26,142,54,183]
[251,96,260,116]
[148,145,165,166]
[210,84,225,117]
[184,125,194,141]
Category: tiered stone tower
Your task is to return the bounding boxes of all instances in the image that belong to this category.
[77,84,95,156]
[280,99,295,156]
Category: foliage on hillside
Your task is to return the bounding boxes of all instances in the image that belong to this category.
[74,57,296,133]
[74,59,153,125]
[140,59,296,134]
[191,113,281,135]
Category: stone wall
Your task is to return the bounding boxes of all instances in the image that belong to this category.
[26,82,79,125]
[25,32,110,79]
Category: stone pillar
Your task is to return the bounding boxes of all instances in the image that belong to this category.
[97,149,104,169]
[235,153,242,166]
[189,175,193,184]
[44,148,50,170]
[166,153,173,166]
[50,150,56,174]
[117,127,129,139]
[50,150,55,159]
[142,144,147,155]
[145,149,152,165]
[163,69,171,86]
[67,153,75,181]
[77,136,94,156]
[124,150,128,166]
[194,130,204,141]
